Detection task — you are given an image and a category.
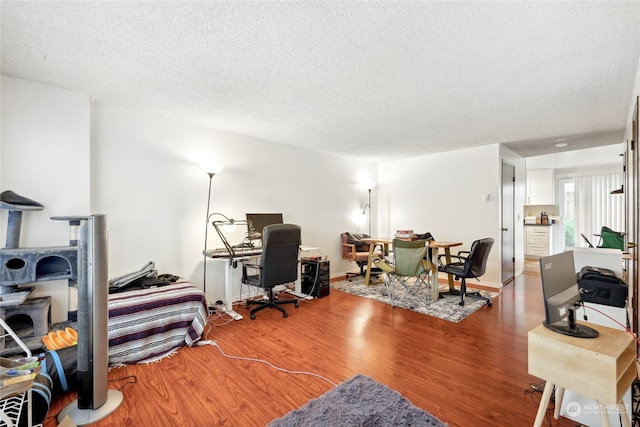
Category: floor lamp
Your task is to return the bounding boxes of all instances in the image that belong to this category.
[202,162,224,299]
[362,182,375,236]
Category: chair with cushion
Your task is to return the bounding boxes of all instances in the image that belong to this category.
[437,237,494,307]
[243,224,301,319]
[370,239,430,307]
[341,232,377,281]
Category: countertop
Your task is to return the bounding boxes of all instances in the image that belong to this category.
[524,223,554,226]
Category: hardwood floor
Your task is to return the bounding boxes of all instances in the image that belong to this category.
[44,274,578,427]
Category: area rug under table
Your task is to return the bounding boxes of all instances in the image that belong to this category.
[332,276,498,323]
[267,374,447,427]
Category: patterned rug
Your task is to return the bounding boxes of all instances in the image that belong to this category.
[331,275,498,323]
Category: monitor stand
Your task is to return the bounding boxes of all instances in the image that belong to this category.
[543,308,599,338]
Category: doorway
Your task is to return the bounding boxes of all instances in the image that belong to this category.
[501,161,515,284]
[558,178,575,250]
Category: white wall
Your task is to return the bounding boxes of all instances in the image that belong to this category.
[378,144,504,287]
[1,76,91,322]
[90,103,377,304]
[1,77,377,319]
[13,74,634,313]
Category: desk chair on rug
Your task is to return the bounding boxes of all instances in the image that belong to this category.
[243,224,301,319]
[370,239,430,307]
[341,232,380,281]
[437,237,494,307]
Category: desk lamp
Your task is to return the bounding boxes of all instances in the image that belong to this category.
[362,182,376,236]
[202,161,224,297]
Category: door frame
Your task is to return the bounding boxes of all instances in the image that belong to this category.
[501,160,515,284]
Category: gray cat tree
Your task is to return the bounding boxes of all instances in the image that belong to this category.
[0,192,122,425]
[0,191,79,313]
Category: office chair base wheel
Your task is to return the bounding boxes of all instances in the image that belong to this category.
[250,313,256,320]
[294,301,299,308]
[486,300,493,307]
[282,312,288,318]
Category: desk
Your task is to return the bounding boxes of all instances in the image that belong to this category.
[206,245,320,320]
[528,322,635,427]
[427,241,462,301]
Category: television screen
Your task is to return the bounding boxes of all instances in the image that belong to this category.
[539,251,598,338]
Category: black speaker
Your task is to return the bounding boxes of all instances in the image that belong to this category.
[301,259,330,298]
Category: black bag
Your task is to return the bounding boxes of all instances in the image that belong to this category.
[18,374,52,427]
[40,346,78,396]
[577,266,627,308]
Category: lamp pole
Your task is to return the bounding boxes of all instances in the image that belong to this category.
[363,182,375,236]
[367,188,372,236]
[201,163,224,298]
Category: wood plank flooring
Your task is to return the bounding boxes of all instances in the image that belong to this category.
[44,274,578,427]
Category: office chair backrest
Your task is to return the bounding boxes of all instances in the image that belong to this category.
[392,239,428,276]
[467,238,494,278]
[260,224,301,288]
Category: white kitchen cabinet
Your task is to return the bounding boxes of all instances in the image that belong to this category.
[526,169,554,205]
[525,225,553,258]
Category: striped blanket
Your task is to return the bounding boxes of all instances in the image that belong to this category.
[107,280,208,365]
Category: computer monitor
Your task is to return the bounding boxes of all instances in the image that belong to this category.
[245,213,284,243]
[539,250,599,338]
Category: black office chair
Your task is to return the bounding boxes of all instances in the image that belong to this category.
[437,237,494,307]
[242,224,301,319]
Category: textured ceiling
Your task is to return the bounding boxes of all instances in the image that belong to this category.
[2,1,640,161]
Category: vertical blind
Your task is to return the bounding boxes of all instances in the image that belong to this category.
[574,173,624,245]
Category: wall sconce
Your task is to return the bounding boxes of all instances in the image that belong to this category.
[610,185,623,195]
[362,182,376,236]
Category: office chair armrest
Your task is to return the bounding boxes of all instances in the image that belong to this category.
[342,243,357,258]
[241,262,262,283]
[456,250,471,257]
[437,253,466,268]
[243,263,261,269]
